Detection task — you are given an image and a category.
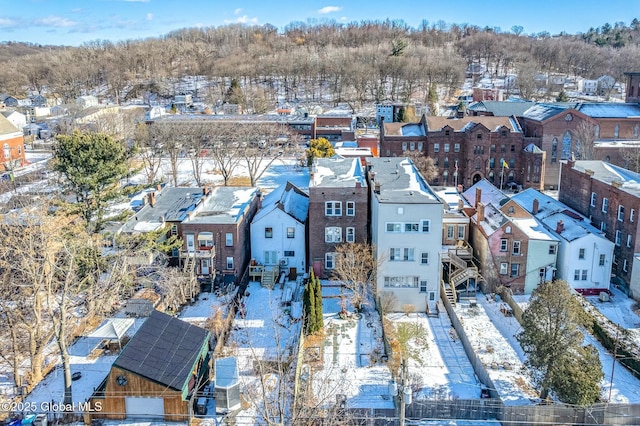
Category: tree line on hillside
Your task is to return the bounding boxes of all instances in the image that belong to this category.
[2,19,640,108]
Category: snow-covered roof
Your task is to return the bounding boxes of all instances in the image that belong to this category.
[511,217,557,241]
[475,202,508,236]
[426,116,521,133]
[253,181,309,224]
[576,103,640,118]
[434,187,471,212]
[522,103,571,121]
[214,357,239,389]
[367,157,441,204]
[571,161,640,197]
[467,100,535,117]
[87,318,135,340]
[187,187,257,224]
[383,121,426,136]
[311,156,367,188]
[523,143,543,153]
[0,113,20,135]
[462,179,509,208]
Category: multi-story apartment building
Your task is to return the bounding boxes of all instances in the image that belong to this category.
[366,157,443,312]
[308,156,369,278]
[559,160,639,297]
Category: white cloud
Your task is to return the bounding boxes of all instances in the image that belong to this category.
[318,6,342,14]
[0,18,17,27]
[224,15,258,24]
[234,8,243,15]
[34,16,78,28]
[146,13,153,21]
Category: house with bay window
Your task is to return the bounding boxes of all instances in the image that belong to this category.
[308,156,368,278]
[366,157,443,312]
[251,181,309,277]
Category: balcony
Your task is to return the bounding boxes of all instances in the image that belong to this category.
[180,247,215,259]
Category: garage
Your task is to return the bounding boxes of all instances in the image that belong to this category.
[125,397,164,419]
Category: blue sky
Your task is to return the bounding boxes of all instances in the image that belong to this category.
[0,0,635,46]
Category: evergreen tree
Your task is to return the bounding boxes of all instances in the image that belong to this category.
[306,137,335,166]
[313,274,324,332]
[517,280,602,404]
[304,270,319,335]
[556,90,569,102]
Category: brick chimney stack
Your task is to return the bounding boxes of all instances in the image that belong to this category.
[477,202,485,222]
[148,192,156,207]
[475,188,482,209]
[532,198,539,215]
[556,220,564,233]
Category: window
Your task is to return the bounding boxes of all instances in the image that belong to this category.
[397,207,404,215]
[489,157,495,168]
[477,132,483,140]
[198,232,214,248]
[346,227,355,242]
[512,241,521,255]
[590,192,597,207]
[631,209,636,222]
[325,201,342,216]
[490,144,496,153]
[419,281,428,293]
[551,138,558,163]
[429,292,436,301]
[265,227,273,238]
[582,269,588,280]
[421,252,429,265]
[457,225,466,240]
[325,227,342,243]
[618,205,625,222]
[511,144,515,152]
[505,226,512,234]
[346,201,355,216]
[573,269,581,281]
[421,220,430,233]
[599,254,606,266]
[402,142,407,151]
[601,221,607,232]
[539,268,546,279]
[409,142,415,151]
[623,259,628,272]
[418,142,423,150]
[508,206,515,215]
[171,224,178,236]
[444,157,449,168]
[387,223,402,232]
[579,248,585,259]
[454,143,460,152]
[447,225,455,240]
[510,263,519,277]
[325,253,336,269]
[226,256,234,270]
[602,198,609,213]
[500,263,508,275]
[434,143,440,153]
[500,239,508,252]
[390,248,414,261]
[444,143,450,152]
[264,251,277,264]
[225,233,233,246]
[405,223,420,232]
[501,144,506,153]
[627,234,632,248]
[615,230,621,246]
[383,276,419,288]
[549,245,556,255]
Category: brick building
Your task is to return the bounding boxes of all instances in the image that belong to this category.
[308,156,369,278]
[380,115,545,191]
[559,160,640,298]
[0,113,25,169]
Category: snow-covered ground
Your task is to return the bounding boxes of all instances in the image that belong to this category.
[585,286,640,348]
[386,313,481,401]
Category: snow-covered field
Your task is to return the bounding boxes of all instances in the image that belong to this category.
[586,286,640,348]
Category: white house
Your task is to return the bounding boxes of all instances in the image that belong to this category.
[0,110,27,131]
[367,157,443,313]
[251,181,309,275]
[76,95,99,108]
[512,189,614,293]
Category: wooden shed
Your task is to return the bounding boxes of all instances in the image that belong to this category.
[86,310,211,423]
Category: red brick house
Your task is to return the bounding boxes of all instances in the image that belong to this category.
[0,113,25,170]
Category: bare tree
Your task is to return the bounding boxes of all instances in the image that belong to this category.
[573,121,597,160]
[331,242,381,311]
[134,122,164,184]
[402,150,438,182]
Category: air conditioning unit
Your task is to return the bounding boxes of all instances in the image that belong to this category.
[279,258,289,266]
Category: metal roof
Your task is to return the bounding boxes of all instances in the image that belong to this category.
[468,100,535,117]
[114,310,210,391]
[367,157,440,204]
[576,103,640,118]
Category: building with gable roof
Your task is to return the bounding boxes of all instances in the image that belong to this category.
[0,113,25,169]
[367,157,443,312]
[308,156,368,278]
[559,160,640,297]
[512,187,613,295]
[251,181,309,278]
[462,181,559,294]
[88,310,211,422]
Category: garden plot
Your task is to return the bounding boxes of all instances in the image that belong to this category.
[454,300,537,405]
[386,312,482,401]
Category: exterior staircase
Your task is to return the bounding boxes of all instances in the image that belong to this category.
[443,281,457,306]
[450,266,478,288]
[183,256,195,273]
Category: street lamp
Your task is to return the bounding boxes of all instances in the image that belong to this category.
[389,360,412,426]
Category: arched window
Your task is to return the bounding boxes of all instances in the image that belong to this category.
[442,170,449,184]
[605,155,611,162]
[561,131,571,160]
[3,143,9,160]
[508,206,515,214]
[631,86,635,97]
[505,226,512,234]
[595,125,600,138]
[614,124,620,139]
[475,159,481,170]
[488,171,495,182]
[508,171,515,182]
[509,158,515,168]
[489,157,495,168]
[634,125,639,139]
[443,157,449,168]
[551,138,558,163]
[526,164,531,182]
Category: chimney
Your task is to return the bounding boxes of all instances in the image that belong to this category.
[149,192,156,207]
[374,182,381,194]
[355,181,362,188]
[475,188,482,209]
[457,198,464,211]
[457,184,463,193]
[477,202,485,222]
[532,198,539,215]
[156,183,162,192]
[556,220,564,233]
[585,169,595,177]
[612,180,623,188]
